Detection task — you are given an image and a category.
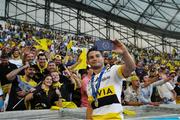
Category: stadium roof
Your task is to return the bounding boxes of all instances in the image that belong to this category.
[53,0,180,39]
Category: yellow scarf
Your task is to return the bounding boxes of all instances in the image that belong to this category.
[42,86,49,96]
[37,62,47,73]
[20,75,37,87]
[53,82,63,89]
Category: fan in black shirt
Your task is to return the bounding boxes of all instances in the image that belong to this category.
[25,74,62,110]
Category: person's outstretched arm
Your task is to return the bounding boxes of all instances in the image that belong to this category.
[6,63,29,80]
[113,40,136,77]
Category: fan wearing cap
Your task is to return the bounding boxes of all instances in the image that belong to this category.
[53,54,65,74]
[124,76,144,106]
[6,62,37,111]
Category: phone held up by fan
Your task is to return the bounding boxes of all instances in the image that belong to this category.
[94,38,115,51]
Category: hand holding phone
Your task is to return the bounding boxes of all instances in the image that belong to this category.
[95,39,115,51]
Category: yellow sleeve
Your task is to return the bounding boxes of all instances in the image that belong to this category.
[117,65,125,78]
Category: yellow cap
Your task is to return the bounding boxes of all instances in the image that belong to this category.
[54,55,61,59]
[130,76,139,81]
[170,70,176,75]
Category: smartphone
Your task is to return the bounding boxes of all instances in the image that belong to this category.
[95,39,114,51]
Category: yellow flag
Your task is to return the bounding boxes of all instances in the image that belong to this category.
[74,48,87,70]
[34,38,52,51]
[66,40,73,50]
[9,41,16,47]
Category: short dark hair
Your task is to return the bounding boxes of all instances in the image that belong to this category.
[48,61,55,64]
[25,64,38,70]
[37,53,47,60]
[87,46,103,59]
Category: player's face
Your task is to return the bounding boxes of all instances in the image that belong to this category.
[87,51,104,70]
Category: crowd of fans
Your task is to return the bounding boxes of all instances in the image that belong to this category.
[0,21,179,112]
